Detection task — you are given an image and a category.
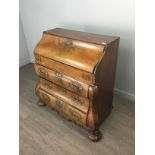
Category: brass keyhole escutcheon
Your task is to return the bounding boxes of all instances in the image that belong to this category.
[64,38,72,46]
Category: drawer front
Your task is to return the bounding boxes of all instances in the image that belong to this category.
[34,63,89,98]
[39,78,89,113]
[38,89,87,127]
[35,55,95,85]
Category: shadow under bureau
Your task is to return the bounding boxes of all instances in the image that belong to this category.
[34,28,119,141]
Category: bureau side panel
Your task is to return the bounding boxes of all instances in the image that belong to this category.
[94,39,120,126]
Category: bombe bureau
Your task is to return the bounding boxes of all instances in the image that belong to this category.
[34,28,119,141]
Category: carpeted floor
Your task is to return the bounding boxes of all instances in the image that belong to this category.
[19,63,135,155]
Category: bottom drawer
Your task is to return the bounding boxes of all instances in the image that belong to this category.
[38,89,87,127]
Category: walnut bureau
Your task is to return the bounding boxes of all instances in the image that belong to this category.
[34,28,119,141]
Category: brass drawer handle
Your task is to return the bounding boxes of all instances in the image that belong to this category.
[56,99,63,108]
[72,95,84,105]
[39,68,48,77]
[42,93,50,102]
[35,55,41,62]
[55,71,63,80]
[69,109,81,122]
[55,98,64,113]
[70,81,82,93]
[42,80,52,89]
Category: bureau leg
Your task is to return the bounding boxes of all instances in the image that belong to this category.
[87,129,102,142]
[37,98,47,106]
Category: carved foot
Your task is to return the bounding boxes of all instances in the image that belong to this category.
[37,99,47,106]
[87,129,102,142]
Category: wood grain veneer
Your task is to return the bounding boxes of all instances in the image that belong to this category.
[34,28,120,141]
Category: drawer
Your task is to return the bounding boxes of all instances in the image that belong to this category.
[38,89,87,127]
[35,55,95,85]
[38,78,89,113]
[34,63,90,98]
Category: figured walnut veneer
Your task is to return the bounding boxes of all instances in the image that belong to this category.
[34,28,119,141]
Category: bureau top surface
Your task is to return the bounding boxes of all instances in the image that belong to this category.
[44,28,119,45]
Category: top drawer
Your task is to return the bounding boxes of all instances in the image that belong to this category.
[35,55,95,85]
